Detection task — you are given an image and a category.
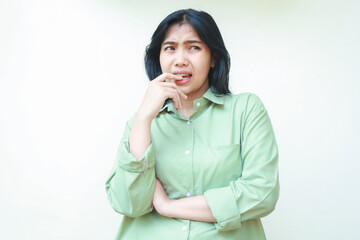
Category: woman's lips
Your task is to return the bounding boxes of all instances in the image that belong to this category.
[173,71,192,84]
[175,75,191,84]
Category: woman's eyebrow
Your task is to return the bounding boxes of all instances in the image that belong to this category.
[185,40,203,44]
[163,41,176,45]
[162,40,203,45]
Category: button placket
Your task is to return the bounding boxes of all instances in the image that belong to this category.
[183,115,194,237]
[181,220,190,232]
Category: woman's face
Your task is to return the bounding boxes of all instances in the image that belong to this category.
[159,23,214,100]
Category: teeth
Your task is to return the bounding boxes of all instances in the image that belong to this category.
[176,74,190,78]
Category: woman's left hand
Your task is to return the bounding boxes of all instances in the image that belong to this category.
[152,178,171,216]
[152,178,216,222]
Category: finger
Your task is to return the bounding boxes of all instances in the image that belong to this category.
[174,90,182,109]
[177,87,187,99]
[169,89,182,110]
[163,87,182,110]
[164,72,183,81]
[161,86,178,108]
[154,73,182,82]
[163,83,185,109]
[161,82,187,99]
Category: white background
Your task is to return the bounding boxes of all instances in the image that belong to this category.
[1,0,359,239]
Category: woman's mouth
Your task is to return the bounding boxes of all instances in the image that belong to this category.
[175,73,192,84]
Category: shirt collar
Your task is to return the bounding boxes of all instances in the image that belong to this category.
[203,87,225,105]
[160,99,176,113]
[160,87,225,113]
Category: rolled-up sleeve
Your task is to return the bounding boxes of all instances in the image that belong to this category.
[105,117,156,218]
[204,94,279,231]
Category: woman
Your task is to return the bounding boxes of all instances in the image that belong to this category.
[106,9,279,240]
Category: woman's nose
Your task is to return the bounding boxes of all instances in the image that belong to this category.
[174,50,188,67]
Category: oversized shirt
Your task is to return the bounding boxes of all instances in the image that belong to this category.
[105,88,279,240]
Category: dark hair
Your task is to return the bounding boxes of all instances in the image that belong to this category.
[144,9,231,94]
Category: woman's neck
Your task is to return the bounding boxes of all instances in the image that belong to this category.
[178,100,195,118]
[178,86,209,118]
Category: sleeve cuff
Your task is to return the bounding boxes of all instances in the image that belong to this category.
[204,186,242,231]
[117,140,155,173]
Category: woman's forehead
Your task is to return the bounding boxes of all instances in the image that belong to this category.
[163,23,201,42]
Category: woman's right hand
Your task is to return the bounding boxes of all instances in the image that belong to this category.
[136,73,188,122]
[129,73,187,159]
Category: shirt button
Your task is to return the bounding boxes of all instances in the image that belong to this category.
[185,150,190,155]
[182,226,187,231]
[196,102,200,107]
[186,192,191,197]
[187,121,191,125]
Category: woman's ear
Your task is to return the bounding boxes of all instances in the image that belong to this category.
[210,54,217,68]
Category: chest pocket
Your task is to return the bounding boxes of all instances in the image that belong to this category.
[198,144,242,190]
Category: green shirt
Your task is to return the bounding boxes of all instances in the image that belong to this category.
[105,88,279,240]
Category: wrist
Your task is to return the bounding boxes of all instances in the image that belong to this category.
[158,199,175,218]
[135,111,154,124]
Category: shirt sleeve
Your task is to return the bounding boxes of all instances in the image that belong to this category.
[105,116,156,217]
[204,94,280,231]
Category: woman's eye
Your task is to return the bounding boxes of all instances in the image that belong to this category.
[190,46,200,50]
[164,46,175,51]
